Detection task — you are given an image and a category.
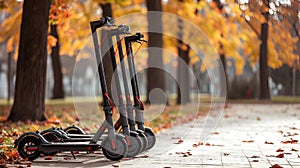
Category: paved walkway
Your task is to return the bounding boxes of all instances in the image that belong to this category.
[32,104,300,168]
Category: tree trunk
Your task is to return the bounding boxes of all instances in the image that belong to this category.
[220,52,227,97]
[177,45,190,104]
[212,0,228,98]
[176,16,190,104]
[8,0,51,122]
[7,51,12,102]
[100,3,114,98]
[50,24,65,99]
[259,20,270,99]
[146,0,165,104]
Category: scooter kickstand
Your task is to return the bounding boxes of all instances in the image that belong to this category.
[71,151,76,159]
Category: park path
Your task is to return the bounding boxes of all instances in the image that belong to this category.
[31,103,300,168]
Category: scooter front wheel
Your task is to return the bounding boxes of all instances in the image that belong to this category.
[144,128,156,150]
[17,135,41,161]
[101,134,128,161]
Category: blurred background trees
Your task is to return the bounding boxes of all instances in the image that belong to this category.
[0,0,299,121]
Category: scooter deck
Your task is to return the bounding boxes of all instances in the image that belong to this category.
[62,134,107,142]
[39,142,100,152]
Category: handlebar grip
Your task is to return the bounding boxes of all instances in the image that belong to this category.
[135,32,147,43]
[118,25,131,34]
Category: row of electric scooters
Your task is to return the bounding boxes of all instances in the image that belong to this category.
[14,17,156,161]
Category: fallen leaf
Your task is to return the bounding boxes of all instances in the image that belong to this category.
[242,140,255,143]
[212,132,219,134]
[26,162,32,167]
[252,160,259,162]
[44,156,52,160]
[112,165,119,167]
[281,138,298,144]
[223,153,230,156]
[250,155,260,158]
[185,152,192,156]
[265,141,274,144]
[276,153,284,158]
[270,164,283,168]
[290,127,298,130]
[276,148,284,152]
[291,148,298,152]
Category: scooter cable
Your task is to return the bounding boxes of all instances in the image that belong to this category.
[132,41,145,58]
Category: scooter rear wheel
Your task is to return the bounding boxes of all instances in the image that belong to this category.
[17,135,41,161]
[101,134,128,161]
[144,128,156,150]
[126,135,142,157]
[138,132,148,152]
[63,126,85,134]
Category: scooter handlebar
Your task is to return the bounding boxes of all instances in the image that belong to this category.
[90,16,114,31]
[134,32,147,43]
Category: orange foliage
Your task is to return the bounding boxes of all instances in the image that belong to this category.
[48,35,58,47]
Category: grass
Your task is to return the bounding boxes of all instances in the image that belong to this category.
[271,96,300,103]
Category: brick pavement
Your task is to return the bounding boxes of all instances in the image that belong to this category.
[31,104,300,168]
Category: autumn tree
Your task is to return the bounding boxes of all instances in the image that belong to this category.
[0,1,22,101]
[49,1,71,99]
[8,0,51,121]
[237,0,298,99]
[145,0,166,104]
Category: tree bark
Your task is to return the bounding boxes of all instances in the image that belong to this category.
[177,44,190,104]
[100,3,114,98]
[50,24,65,99]
[8,0,51,122]
[259,20,270,99]
[176,15,190,104]
[146,0,166,104]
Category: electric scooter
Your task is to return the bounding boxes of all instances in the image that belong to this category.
[57,33,156,151]
[124,32,156,150]
[59,32,156,151]
[37,29,155,153]
[14,17,128,161]
[37,25,144,157]
[101,25,144,157]
[108,27,148,153]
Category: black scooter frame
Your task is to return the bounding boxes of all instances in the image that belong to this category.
[124,33,156,150]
